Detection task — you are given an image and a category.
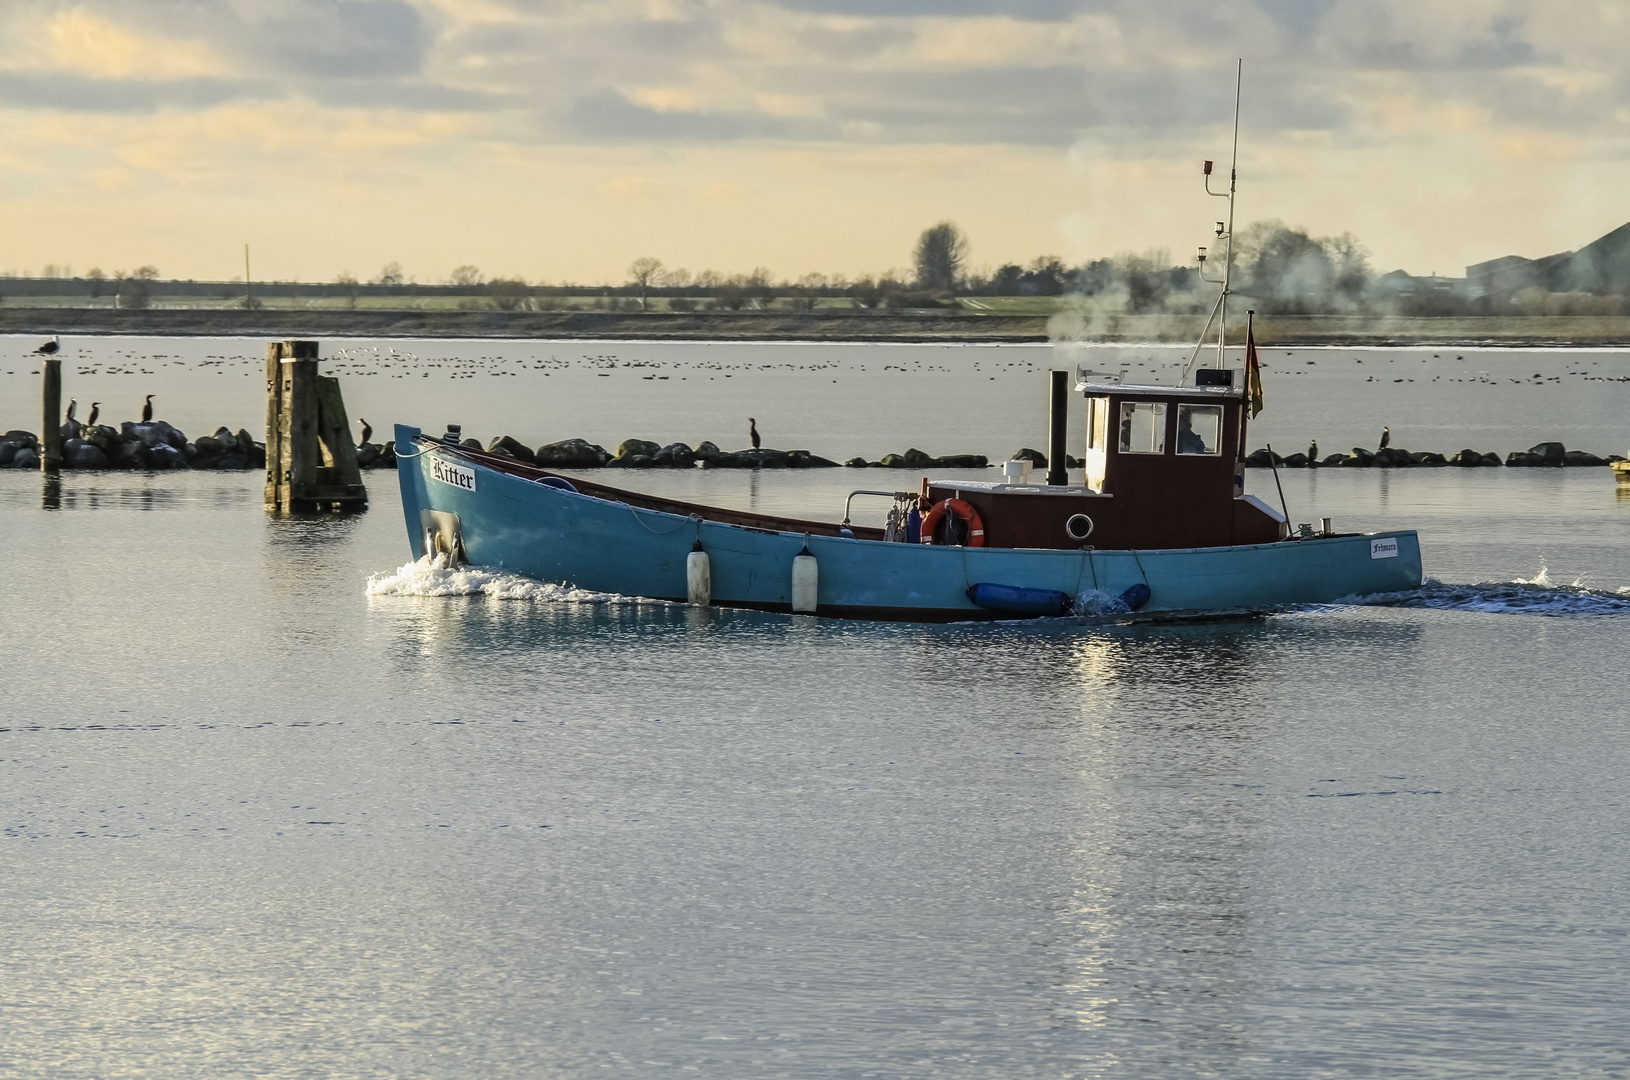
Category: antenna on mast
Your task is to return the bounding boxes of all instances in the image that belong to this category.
[1180,58,1242,385]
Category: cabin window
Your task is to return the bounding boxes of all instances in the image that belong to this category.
[1087,396,1109,450]
[1118,402,1166,455]
[1176,404,1223,456]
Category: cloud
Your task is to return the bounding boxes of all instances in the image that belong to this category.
[0,0,1626,282]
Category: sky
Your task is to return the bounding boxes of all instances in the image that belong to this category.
[0,0,1625,285]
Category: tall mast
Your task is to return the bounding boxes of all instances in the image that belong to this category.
[1181,59,1243,385]
[1218,59,1241,371]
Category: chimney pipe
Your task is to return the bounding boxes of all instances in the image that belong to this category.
[1046,369,1069,486]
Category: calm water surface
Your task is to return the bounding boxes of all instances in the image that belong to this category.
[3,337,1629,1079]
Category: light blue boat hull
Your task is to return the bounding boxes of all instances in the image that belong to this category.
[396,425,1423,621]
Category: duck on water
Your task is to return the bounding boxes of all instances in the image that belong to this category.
[390,71,1423,622]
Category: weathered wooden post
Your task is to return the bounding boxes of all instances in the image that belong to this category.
[40,358,62,473]
[264,340,367,513]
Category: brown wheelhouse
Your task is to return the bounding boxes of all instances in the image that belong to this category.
[926,369,1285,552]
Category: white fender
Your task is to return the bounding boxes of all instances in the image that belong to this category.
[686,546,711,606]
[791,547,818,614]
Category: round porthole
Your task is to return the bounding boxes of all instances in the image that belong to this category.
[1065,514,1094,541]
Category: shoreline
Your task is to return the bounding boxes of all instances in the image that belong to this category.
[6,308,1630,346]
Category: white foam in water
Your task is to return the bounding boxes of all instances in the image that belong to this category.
[366,556,643,606]
[1355,572,1630,618]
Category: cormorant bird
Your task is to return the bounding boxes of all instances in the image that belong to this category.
[86,402,100,427]
[748,417,761,450]
[34,336,60,355]
[358,418,372,446]
[65,399,77,423]
[140,394,154,423]
[1307,439,1318,461]
[1378,425,1391,450]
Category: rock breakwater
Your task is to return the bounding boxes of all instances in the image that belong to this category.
[475,434,994,470]
[1246,441,1624,469]
[0,421,399,471]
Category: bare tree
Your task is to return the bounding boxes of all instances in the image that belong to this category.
[488,279,530,311]
[374,262,405,286]
[449,264,483,287]
[85,268,105,298]
[133,265,161,281]
[335,271,360,309]
[627,257,667,310]
[913,222,968,291]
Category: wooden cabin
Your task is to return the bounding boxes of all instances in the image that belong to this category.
[926,370,1286,551]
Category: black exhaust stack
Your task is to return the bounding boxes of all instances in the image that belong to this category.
[1046,369,1070,486]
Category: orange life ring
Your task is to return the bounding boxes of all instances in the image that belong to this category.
[919,498,986,547]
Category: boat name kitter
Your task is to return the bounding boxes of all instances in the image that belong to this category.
[432,457,477,491]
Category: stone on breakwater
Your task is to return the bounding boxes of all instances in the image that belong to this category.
[1564,450,1608,467]
[534,439,611,468]
[1245,448,1284,468]
[12,447,38,470]
[615,439,662,461]
[653,442,695,468]
[487,435,536,463]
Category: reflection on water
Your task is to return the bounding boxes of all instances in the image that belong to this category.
[3,427,1630,1078]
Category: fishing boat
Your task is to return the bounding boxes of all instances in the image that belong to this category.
[390,69,1422,622]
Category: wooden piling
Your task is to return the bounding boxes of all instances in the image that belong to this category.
[41,358,62,473]
[264,340,367,512]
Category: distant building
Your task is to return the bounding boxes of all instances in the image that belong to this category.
[1374,269,1462,300]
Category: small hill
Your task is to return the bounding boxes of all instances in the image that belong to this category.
[1538,221,1630,294]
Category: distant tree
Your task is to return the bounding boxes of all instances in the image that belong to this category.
[449,264,484,287]
[133,265,160,281]
[1325,233,1371,304]
[665,268,694,288]
[713,280,748,310]
[335,271,360,309]
[116,276,151,310]
[1240,221,1334,312]
[85,268,106,298]
[847,277,884,308]
[788,271,826,310]
[627,257,666,309]
[694,269,724,289]
[488,278,530,311]
[374,262,405,286]
[914,221,968,291]
[1118,253,1171,314]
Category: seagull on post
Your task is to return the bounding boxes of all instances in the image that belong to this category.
[34,336,60,355]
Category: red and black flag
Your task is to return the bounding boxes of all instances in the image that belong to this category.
[1245,311,1264,418]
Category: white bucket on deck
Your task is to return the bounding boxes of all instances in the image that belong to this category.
[791,550,818,614]
[686,547,711,606]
